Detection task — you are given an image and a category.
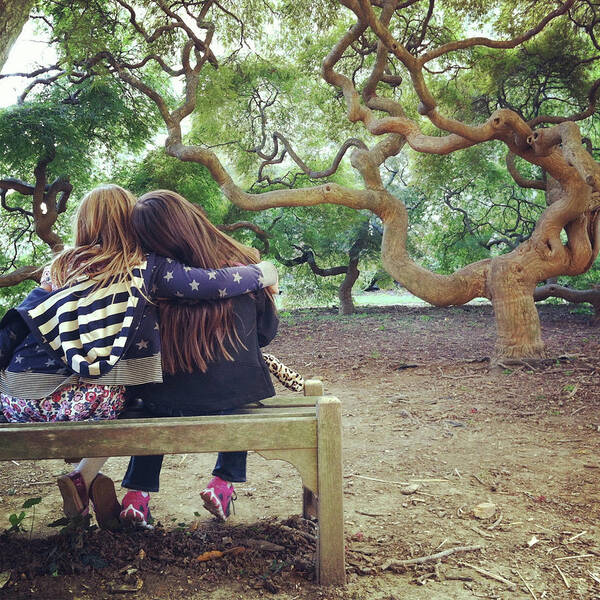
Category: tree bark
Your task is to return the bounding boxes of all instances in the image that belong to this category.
[534,283,600,325]
[0,0,34,71]
[488,256,543,360]
[338,257,359,315]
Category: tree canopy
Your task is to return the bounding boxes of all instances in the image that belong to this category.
[2,0,600,362]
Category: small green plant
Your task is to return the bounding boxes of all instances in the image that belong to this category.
[419,315,432,322]
[569,305,593,315]
[563,384,576,393]
[7,510,26,533]
[369,350,381,359]
[377,324,385,330]
[7,497,42,536]
[502,368,512,375]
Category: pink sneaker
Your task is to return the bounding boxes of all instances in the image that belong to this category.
[120,491,152,528]
[200,476,236,521]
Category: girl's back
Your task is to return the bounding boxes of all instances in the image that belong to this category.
[131,292,278,415]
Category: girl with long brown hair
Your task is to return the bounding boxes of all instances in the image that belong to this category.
[0,184,278,527]
[119,190,279,526]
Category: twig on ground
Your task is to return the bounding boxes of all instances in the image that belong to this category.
[521,360,537,371]
[460,561,517,590]
[554,564,570,589]
[588,570,600,584]
[356,510,387,517]
[352,474,410,485]
[278,525,316,543]
[471,473,486,486]
[470,526,494,539]
[488,514,503,530]
[567,531,586,543]
[352,474,448,485]
[381,545,483,569]
[555,554,594,561]
[516,570,538,600]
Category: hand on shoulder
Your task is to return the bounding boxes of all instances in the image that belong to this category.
[256,261,278,288]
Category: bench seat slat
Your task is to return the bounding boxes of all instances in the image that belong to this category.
[0,416,317,460]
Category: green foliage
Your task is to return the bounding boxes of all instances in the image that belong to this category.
[114,149,225,220]
[405,141,546,274]
[0,40,161,294]
[0,279,38,317]
[0,78,158,184]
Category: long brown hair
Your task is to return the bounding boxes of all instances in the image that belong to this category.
[51,184,144,290]
[132,190,265,374]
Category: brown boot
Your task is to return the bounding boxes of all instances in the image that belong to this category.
[89,474,121,529]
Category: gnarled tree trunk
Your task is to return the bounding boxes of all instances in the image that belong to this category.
[0,0,34,71]
[338,257,359,315]
[75,0,600,364]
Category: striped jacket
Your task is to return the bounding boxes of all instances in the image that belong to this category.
[0,253,265,399]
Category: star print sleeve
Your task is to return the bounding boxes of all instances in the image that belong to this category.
[152,256,269,300]
[0,311,29,370]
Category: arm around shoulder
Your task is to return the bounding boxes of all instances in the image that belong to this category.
[151,256,276,300]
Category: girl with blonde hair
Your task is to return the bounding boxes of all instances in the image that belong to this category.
[0,184,277,526]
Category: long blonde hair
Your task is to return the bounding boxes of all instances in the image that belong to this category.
[51,184,144,289]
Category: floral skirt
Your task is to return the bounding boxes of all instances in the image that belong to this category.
[1,382,126,423]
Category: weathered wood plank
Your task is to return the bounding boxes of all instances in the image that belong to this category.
[0,416,317,460]
[0,412,310,429]
[256,448,318,492]
[232,407,316,416]
[303,379,324,397]
[252,398,317,408]
[315,397,346,585]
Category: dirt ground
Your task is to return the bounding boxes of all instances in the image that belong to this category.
[2,302,600,600]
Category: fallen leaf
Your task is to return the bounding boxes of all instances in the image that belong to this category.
[241,539,286,552]
[197,550,224,562]
[223,546,245,557]
[108,577,143,593]
[0,571,10,589]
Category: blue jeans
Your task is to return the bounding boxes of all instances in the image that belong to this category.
[121,408,247,493]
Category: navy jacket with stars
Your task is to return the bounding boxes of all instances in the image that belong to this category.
[128,289,279,415]
[0,253,266,400]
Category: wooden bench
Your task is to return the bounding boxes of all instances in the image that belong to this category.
[0,380,345,585]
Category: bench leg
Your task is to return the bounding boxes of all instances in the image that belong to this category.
[302,486,317,519]
[316,397,345,585]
